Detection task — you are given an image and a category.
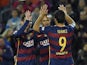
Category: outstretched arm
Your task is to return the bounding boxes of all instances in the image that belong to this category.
[58,5,76,27]
[14,10,32,36]
[33,4,48,32]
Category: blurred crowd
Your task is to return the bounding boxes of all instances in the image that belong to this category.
[0,0,87,65]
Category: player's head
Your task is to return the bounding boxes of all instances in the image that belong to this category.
[54,10,65,24]
[41,15,51,27]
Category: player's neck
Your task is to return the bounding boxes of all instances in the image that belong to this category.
[56,23,65,27]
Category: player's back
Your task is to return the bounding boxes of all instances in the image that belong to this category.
[47,25,74,65]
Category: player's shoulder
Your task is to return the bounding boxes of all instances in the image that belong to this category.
[40,25,53,31]
[67,25,74,29]
[35,31,46,38]
[44,26,53,28]
[66,25,75,32]
[46,25,57,29]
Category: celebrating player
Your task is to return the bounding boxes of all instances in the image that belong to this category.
[33,4,76,65]
[14,10,37,65]
[36,15,51,65]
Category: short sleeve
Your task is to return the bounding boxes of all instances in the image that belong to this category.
[69,21,76,28]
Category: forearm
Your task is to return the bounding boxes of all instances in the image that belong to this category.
[33,15,44,32]
[65,14,75,24]
[14,20,30,36]
[33,4,48,32]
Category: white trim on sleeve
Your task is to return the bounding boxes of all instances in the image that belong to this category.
[69,21,76,28]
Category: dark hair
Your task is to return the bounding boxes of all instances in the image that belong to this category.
[53,10,65,23]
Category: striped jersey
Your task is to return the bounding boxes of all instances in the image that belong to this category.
[36,33,49,63]
[15,31,37,62]
[40,25,74,59]
[14,20,37,65]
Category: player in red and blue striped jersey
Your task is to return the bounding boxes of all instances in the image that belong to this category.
[36,33,49,65]
[36,15,51,65]
[39,15,51,65]
[33,4,76,65]
[15,31,37,65]
[14,10,37,65]
[35,15,51,65]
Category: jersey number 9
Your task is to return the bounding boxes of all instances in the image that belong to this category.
[59,36,66,52]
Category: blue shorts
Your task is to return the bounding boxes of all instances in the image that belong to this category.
[17,60,36,65]
[50,57,74,65]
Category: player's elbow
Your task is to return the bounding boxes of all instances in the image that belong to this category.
[33,25,40,32]
[33,25,36,31]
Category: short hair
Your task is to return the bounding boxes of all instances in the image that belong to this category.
[53,10,65,23]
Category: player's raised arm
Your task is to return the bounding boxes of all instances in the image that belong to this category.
[14,10,32,36]
[58,5,76,27]
[33,4,48,32]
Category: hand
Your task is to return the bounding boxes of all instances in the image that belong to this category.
[40,4,48,16]
[25,10,32,21]
[58,5,67,15]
